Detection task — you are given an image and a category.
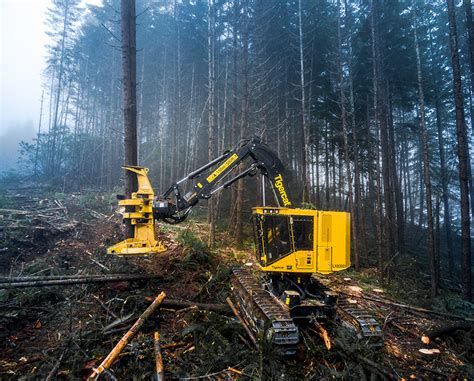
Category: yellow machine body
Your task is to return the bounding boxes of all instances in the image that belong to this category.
[253,207,350,275]
[107,166,167,256]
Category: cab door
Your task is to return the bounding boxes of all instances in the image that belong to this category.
[292,216,314,270]
[254,214,292,266]
[317,212,333,274]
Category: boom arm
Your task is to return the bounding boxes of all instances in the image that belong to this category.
[107,136,293,256]
[153,137,293,224]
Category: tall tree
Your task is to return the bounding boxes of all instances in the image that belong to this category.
[338,1,359,270]
[429,27,454,277]
[414,4,437,297]
[298,0,310,202]
[372,0,396,280]
[45,0,80,177]
[462,0,474,221]
[235,0,250,247]
[34,90,45,178]
[208,0,217,248]
[447,0,472,302]
[121,0,138,219]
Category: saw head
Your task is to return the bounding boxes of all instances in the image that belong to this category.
[107,166,166,256]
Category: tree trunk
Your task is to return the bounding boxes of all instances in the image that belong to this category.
[298,0,311,203]
[121,0,138,238]
[346,0,367,261]
[387,86,404,256]
[414,8,438,297]
[207,0,217,248]
[447,0,472,302]
[337,4,359,270]
[371,1,385,281]
[34,90,45,178]
[50,0,70,178]
[429,29,454,278]
[462,0,474,220]
[235,0,249,248]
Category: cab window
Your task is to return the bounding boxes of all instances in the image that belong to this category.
[263,215,291,262]
[292,217,313,251]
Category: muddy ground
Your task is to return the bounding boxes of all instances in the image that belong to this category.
[0,188,472,380]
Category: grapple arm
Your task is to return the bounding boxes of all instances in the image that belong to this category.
[107,166,166,256]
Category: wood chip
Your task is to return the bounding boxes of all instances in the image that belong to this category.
[418,348,440,355]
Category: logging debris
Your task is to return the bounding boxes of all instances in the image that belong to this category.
[226,296,257,347]
[0,273,162,289]
[88,292,166,380]
[421,322,473,344]
[154,331,164,381]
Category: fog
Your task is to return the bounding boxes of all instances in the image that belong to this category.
[0,0,51,170]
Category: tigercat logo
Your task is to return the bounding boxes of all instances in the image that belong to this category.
[274,174,292,206]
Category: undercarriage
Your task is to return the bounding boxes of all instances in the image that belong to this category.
[231,268,383,355]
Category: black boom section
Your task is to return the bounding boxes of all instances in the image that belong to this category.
[153,136,294,223]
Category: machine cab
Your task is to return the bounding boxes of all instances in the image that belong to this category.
[252,207,351,275]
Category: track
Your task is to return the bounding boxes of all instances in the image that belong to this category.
[231,268,299,355]
[336,298,383,348]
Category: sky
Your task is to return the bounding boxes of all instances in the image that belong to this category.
[0,0,51,169]
[0,0,101,170]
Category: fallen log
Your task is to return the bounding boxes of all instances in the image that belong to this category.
[154,332,164,381]
[161,299,230,314]
[0,274,125,282]
[88,291,166,381]
[421,323,473,344]
[341,291,474,321]
[0,274,162,289]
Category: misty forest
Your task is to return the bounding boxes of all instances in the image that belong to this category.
[1,0,473,379]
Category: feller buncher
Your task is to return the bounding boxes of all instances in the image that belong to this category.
[108,137,382,355]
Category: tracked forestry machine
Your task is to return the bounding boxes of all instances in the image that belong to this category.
[108,137,382,355]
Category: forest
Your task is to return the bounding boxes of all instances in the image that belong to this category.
[0,0,473,379]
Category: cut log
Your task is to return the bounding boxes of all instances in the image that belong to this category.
[154,332,164,381]
[0,274,161,289]
[88,291,166,380]
[0,274,144,282]
[342,291,474,321]
[161,299,230,314]
[421,323,473,344]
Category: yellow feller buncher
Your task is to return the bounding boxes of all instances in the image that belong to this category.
[108,137,382,355]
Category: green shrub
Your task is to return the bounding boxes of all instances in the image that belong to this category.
[176,229,208,254]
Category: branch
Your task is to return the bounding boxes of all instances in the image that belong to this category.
[101,23,121,43]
